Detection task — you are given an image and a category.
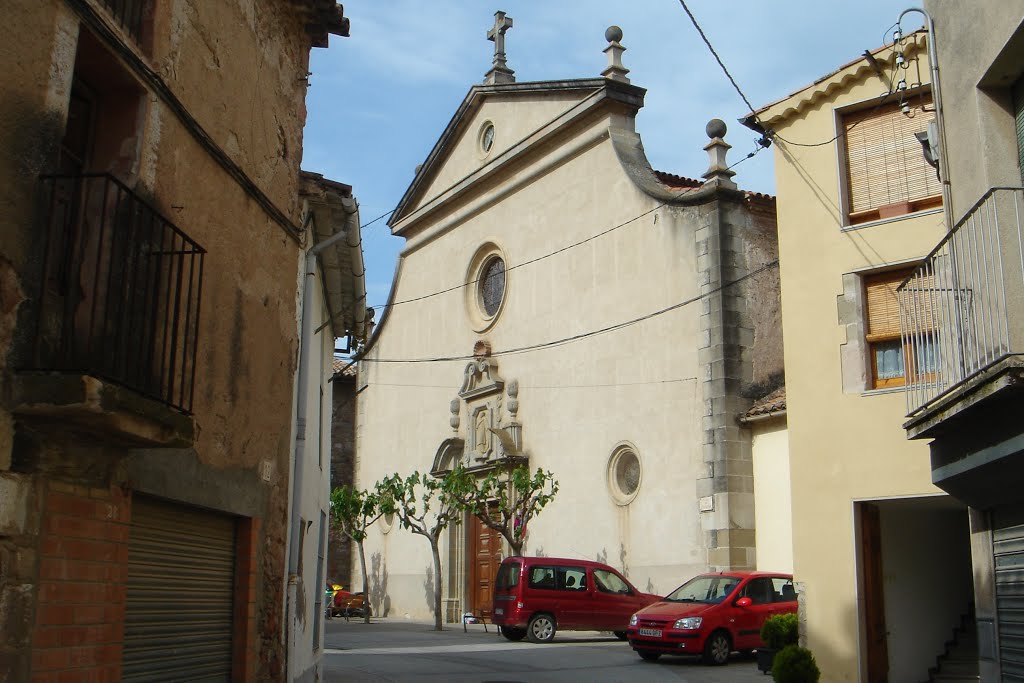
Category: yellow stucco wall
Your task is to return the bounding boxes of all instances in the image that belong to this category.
[751,419,793,574]
[759,44,949,680]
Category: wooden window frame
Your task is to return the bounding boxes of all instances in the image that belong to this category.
[864,268,913,389]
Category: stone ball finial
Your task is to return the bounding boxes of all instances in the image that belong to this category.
[605,26,623,43]
[706,118,727,139]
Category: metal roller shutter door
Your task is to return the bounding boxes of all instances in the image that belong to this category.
[995,505,1024,681]
[124,497,236,682]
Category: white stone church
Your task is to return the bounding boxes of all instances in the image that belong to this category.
[354,14,784,622]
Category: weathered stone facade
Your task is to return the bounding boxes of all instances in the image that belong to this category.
[328,361,357,587]
[0,1,348,680]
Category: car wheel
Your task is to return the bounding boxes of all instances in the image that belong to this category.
[637,649,661,661]
[702,630,731,665]
[613,631,627,641]
[526,614,556,643]
[500,626,527,642]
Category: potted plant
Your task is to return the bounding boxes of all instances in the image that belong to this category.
[771,644,820,683]
[758,612,799,673]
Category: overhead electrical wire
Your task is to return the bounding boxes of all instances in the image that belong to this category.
[358,258,779,365]
[365,145,768,312]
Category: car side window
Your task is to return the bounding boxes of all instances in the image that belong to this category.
[771,577,797,603]
[593,569,632,595]
[740,577,775,605]
[528,566,556,590]
[558,567,587,591]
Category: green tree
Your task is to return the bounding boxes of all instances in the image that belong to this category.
[329,486,385,623]
[379,468,473,630]
[463,460,559,556]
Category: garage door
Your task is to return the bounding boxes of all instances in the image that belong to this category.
[124,497,237,682]
[994,505,1024,681]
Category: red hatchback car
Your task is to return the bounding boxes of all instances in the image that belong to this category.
[626,571,797,665]
[491,557,660,643]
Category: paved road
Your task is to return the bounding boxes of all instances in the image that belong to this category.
[323,617,766,682]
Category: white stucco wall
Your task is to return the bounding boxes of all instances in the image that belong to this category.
[289,266,334,679]
[357,95,714,620]
[751,419,793,574]
[879,500,972,683]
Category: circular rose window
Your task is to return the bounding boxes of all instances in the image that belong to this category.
[608,445,642,505]
[479,256,505,317]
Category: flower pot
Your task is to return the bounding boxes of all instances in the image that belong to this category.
[757,647,777,674]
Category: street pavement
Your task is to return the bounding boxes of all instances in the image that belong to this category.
[323,616,767,682]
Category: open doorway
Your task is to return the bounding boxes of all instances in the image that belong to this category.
[856,496,973,683]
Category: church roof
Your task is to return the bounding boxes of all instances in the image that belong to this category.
[389,77,646,232]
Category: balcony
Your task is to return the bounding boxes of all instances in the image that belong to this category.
[13,173,204,446]
[897,188,1024,498]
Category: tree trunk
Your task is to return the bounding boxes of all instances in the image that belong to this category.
[430,537,443,631]
[358,539,370,624]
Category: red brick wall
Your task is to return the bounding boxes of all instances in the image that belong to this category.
[233,517,260,683]
[31,482,129,683]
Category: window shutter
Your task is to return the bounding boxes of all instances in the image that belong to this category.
[865,269,914,341]
[844,95,941,221]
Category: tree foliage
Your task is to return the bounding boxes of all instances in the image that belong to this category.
[329,485,383,544]
[328,485,386,623]
[378,467,472,630]
[462,460,559,556]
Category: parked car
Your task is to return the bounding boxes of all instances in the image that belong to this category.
[626,571,797,665]
[491,556,660,643]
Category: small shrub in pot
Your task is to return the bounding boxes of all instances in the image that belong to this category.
[771,645,820,683]
[760,613,799,649]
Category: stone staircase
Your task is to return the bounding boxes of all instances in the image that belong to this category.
[926,611,980,683]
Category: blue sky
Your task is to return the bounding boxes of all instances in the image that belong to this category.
[302,1,918,315]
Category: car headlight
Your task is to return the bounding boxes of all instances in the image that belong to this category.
[629,614,639,626]
[673,617,702,630]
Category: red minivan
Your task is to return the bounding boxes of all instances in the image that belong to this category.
[626,571,797,665]
[491,556,660,643]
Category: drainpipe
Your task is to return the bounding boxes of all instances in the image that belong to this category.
[898,7,953,231]
[287,195,359,680]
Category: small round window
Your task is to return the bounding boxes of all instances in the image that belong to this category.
[608,445,642,505]
[479,256,505,317]
[480,122,495,154]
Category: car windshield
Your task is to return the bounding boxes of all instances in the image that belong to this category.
[665,575,741,604]
[495,562,521,591]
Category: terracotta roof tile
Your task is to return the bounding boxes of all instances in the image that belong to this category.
[743,387,786,420]
[332,358,357,377]
[653,170,702,189]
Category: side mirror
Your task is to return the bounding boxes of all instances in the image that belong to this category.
[735,597,753,608]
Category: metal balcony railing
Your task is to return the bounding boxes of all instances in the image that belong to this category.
[99,0,147,43]
[898,187,1024,417]
[28,173,205,414]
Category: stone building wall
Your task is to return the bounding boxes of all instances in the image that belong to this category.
[0,1,347,679]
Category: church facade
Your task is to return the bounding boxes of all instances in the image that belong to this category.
[355,18,783,622]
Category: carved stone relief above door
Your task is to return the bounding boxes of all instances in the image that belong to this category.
[431,343,523,476]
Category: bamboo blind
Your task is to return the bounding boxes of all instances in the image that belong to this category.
[844,95,940,218]
[865,268,914,342]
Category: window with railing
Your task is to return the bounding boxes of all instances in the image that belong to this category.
[99,0,152,47]
[865,267,936,389]
[29,174,205,414]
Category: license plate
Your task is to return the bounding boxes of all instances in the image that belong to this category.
[638,628,662,637]
[495,608,503,615]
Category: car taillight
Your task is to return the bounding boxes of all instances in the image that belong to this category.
[517,602,523,609]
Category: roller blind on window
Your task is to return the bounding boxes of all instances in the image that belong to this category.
[844,95,941,219]
[865,269,914,342]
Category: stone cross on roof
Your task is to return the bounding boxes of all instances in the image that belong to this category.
[484,11,515,85]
